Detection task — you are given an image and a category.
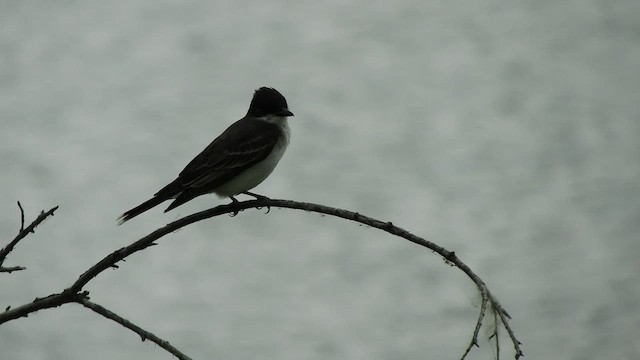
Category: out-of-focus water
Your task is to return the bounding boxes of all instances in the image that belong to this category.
[1,1,639,359]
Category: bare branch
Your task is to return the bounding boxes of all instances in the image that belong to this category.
[0,265,26,273]
[0,289,80,321]
[493,308,500,360]
[78,298,192,360]
[460,285,488,359]
[491,294,524,359]
[0,198,523,359]
[0,205,59,271]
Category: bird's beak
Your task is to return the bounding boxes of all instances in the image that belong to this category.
[278,109,294,117]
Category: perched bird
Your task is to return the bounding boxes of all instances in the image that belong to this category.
[117,87,294,224]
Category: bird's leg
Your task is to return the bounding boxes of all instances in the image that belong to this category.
[242,191,271,214]
[228,196,241,217]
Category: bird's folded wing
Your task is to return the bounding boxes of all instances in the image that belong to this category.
[176,120,282,191]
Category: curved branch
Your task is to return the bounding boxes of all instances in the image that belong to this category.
[0,198,523,359]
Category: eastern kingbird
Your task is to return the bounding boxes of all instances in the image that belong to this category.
[117,87,294,224]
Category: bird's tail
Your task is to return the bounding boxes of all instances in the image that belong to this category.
[117,196,167,225]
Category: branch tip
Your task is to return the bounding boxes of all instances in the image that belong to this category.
[0,203,59,269]
[17,201,25,232]
[0,266,26,273]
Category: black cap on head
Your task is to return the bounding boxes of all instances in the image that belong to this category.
[247,87,294,117]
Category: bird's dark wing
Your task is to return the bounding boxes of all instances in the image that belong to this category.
[155,118,283,198]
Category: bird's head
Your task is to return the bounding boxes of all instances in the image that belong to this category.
[247,87,294,119]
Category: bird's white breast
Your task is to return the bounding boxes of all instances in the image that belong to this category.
[213,117,290,197]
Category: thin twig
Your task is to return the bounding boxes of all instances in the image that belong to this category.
[0,265,26,273]
[460,283,488,359]
[78,298,192,360]
[494,308,500,360]
[17,201,25,232]
[491,295,524,359]
[0,205,59,270]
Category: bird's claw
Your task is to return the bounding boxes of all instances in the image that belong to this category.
[244,192,271,214]
[255,205,271,214]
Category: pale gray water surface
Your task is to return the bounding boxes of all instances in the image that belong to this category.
[1,1,639,359]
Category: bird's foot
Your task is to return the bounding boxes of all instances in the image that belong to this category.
[228,196,241,217]
[242,191,270,200]
[242,192,271,214]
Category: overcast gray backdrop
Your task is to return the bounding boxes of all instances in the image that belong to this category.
[1,1,639,359]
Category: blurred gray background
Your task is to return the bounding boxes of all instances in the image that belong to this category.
[1,0,639,359]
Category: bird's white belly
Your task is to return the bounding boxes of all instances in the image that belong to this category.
[214,122,289,197]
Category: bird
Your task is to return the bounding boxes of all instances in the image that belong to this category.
[117,86,294,224]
